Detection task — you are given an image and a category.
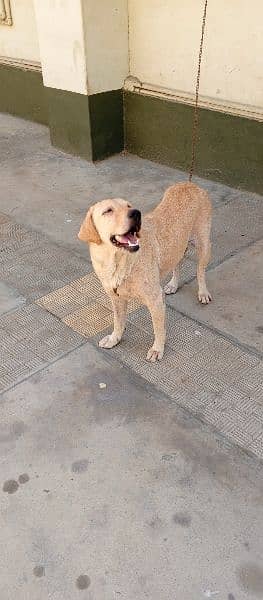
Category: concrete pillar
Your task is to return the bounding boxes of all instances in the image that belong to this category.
[33,0,128,160]
[82,0,128,95]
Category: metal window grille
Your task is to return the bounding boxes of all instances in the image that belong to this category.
[0,0,12,26]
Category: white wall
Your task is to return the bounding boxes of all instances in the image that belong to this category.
[0,0,40,62]
[83,0,128,95]
[128,0,263,110]
[2,0,261,109]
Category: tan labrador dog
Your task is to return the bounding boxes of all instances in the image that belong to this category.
[78,182,212,361]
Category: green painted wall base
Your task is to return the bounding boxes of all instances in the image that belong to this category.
[46,88,123,161]
[124,92,263,194]
[0,64,48,125]
[0,63,262,193]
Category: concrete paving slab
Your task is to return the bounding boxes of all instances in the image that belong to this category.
[0,214,44,265]
[183,194,263,273]
[0,330,45,392]
[0,282,26,316]
[0,233,88,300]
[100,321,262,456]
[0,304,85,392]
[1,341,263,600]
[36,266,263,458]
[168,240,263,354]
[210,195,263,266]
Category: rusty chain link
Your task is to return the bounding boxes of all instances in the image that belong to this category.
[189,0,208,181]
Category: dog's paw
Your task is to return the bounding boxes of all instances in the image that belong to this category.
[198,290,212,304]
[164,281,178,295]
[99,334,120,349]
[146,346,164,362]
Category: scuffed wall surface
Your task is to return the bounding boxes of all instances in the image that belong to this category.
[128,0,263,110]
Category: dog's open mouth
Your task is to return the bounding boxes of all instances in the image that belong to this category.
[111,228,140,252]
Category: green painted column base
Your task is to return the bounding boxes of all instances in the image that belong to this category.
[124,92,263,194]
[46,88,92,160]
[46,87,124,161]
[0,63,124,161]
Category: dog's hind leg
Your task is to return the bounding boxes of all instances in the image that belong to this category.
[99,294,127,348]
[195,218,212,304]
[164,264,180,295]
[146,288,166,361]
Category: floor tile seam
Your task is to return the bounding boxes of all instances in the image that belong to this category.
[0,301,28,320]
[0,302,84,350]
[34,287,263,362]
[0,301,262,462]
[1,226,262,360]
[0,338,88,397]
[21,234,261,312]
[0,273,91,303]
[247,432,263,448]
[0,210,91,268]
[185,235,263,274]
[165,303,263,360]
[2,190,262,271]
[86,336,263,463]
[32,302,262,384]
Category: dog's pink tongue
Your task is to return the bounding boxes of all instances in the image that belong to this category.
[116,232,138,246]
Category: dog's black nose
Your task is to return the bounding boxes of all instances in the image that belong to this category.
[129,209,141,224]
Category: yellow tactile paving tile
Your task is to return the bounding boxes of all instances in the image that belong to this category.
[36,271,141,340]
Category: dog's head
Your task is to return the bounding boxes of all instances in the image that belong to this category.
[78,199,141,253]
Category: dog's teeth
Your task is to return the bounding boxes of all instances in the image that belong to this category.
[115,234,138,247]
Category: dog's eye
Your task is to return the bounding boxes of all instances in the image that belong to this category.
[103,207,113,215]
[127,204,131,208]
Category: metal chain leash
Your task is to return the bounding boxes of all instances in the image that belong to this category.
[189,0,208,181]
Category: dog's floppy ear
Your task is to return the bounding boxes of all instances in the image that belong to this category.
[78,207,101,245]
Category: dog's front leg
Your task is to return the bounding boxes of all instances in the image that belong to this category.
[99,293,127,349]
[146,289,166,362]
